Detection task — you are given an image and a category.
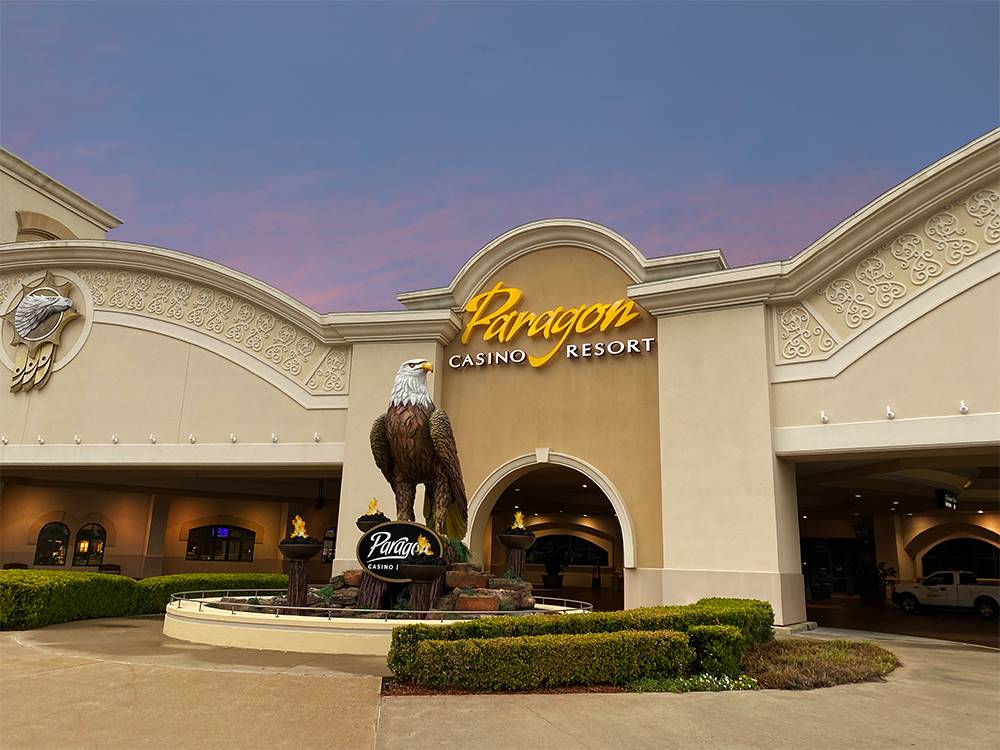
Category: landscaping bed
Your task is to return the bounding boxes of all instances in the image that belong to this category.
[742,637,899,689]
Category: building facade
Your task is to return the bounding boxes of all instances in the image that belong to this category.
[1,133,998,625]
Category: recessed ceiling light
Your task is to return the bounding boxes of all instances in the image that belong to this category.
[854,494,862,499]
[907,513,913,516]
[581,483,588,488]
[892,500,899,505]
[977,509,984,514]
[514,488,520,492]
[583,513,588,517]
[559,510,563,513]
[514,505,519,509]
[853,512,860,516]
[533,513,539,516]
[891,508,896,511]
[801,515,807,519]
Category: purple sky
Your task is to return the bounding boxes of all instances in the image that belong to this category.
[3,2,997,311]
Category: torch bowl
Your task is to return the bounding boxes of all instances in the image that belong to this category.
[498,532,536,550]
[278,541,323,560]
[398,562,447,582]
[356,518,387,533]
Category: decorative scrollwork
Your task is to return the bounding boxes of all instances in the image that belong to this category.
[961,189,1000,244]
[246,312,275,352]
[186,288,215,326]
[887,234,942,286]
[108,272,131,308]
[306,349,349,391]
[777,306,836,360]
[264,324,296,363]
[126,273,151,311]
[282,336,316,376]
[225,303,256,342]
[854,255,905,308]
[819,279,875,329]
[146,277,174,315]
[925,211,978,265]
[204,294,233,333]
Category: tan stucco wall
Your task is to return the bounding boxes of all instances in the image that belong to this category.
[0,172,108,242]
[0,484,151,575]
[0,322,348,448]
[657,304,805,623]
[439,246,662,569]
[772,276,1000,427]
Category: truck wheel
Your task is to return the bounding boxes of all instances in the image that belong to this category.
[975,597,998,620]
[898,594,918,613]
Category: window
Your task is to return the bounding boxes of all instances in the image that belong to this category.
[71,524,106,567]
[922,538,999,579]
[321,528,337,564]
[34,522,70,566]
[525,534,609,567]
[921,573,951,587]
[185,525,255,562]
[959,572,978,585]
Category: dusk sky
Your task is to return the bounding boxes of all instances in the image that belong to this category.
[3,1,997,311]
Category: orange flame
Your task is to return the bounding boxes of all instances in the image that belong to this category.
[415,534,433,556]
[512,511,525,530]
[367,498,379,514]
[290,515,308,538]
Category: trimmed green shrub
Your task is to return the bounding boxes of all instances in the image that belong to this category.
[411,629,695,691]
[0,570,139,630]
[389,597,773,681]
[136,573,287,614]
[688,624,745,676]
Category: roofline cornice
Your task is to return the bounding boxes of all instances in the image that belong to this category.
[0,148,124,231]
[0,240,462,345]
[628,128,1000,316]
[396,218,728,311]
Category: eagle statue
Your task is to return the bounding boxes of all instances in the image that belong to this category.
[370,358,468,539]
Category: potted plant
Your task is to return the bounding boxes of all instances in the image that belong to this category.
[356,497,390,532]
[541,549,564,589]
[497,510,535,550]
[397,534,447,582]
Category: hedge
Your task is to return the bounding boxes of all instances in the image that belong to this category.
[389,597,773,681]
[688,624,745,677]
[0,570,290,629]
[410,629,695,691]
[136,573,287,614]
[0,570,139,630]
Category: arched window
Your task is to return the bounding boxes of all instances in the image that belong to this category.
[321,528,337,564]
[922,538,1000,579]
[34,522,70,566]
[71,524,107,567]
[185,525,255,562]
[526,534,609,567]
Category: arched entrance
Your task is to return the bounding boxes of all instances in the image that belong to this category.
[465,452,635,610]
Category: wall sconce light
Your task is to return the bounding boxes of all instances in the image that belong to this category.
[73,434,81,445]
[820,410,830,424]
[885,405,895,420]
[271,433,279,443]
[149,434,157,444]
[1,436,7,445]
[188,434,196,444]
[313,432,321,443]
[959,400,969,415]
[230,433,238,443]
[37,435,44,445]
[111,434,119,444]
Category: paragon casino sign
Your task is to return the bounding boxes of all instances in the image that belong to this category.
[356,522,444,583]
[449,282,655,369]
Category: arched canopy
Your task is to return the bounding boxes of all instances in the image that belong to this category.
[465,451,637,569]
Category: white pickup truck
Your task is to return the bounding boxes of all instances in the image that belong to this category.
[893,570,999,619]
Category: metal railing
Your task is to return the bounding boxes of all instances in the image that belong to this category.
[168,589,593,621]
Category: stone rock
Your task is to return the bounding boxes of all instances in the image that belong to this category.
[449,562,483,573]
[455,594,501,612]
[328,586,359,607]
[328,574,346,589]
[446,570,491,589]
[433,591,459,611]
[488,578,532,593]
[492,588,535,610]
[342,569,364,587]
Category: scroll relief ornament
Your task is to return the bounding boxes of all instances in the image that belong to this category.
[1,271,81,392]
[776,305,837,360]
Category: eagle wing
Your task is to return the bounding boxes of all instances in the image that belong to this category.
[370,413,395,486]
[428,408,468,539]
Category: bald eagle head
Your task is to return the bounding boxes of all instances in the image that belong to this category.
[13,293,73,338]
[389,358,434,408]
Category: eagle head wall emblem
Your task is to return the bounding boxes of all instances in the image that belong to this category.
[1,271,82,392]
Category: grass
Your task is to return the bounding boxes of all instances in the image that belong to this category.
[629,673,758,693]
[741,638,898,690]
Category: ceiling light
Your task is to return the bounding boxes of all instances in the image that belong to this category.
[514,488,520,492]
[891,508,896,511]
[514,505,519,509]
[853,512,860,516]
[583,513,588,517]
[559,510,563,513]
[907,513,913,516]
[964,480,973,488]
[801,515,807,519]
[581,483,588,488]
[977,509,984,514]
[533,513,539,517]
[854,494,862,499]
[892,500,899,505]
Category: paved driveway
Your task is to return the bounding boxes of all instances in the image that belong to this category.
[1,618,996,750]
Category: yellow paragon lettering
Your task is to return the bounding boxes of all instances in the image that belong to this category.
[462,282,642,367]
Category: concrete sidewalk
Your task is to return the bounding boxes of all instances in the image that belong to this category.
[1,618,997,750]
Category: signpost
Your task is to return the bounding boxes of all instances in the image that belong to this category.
[355,521,444,583]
